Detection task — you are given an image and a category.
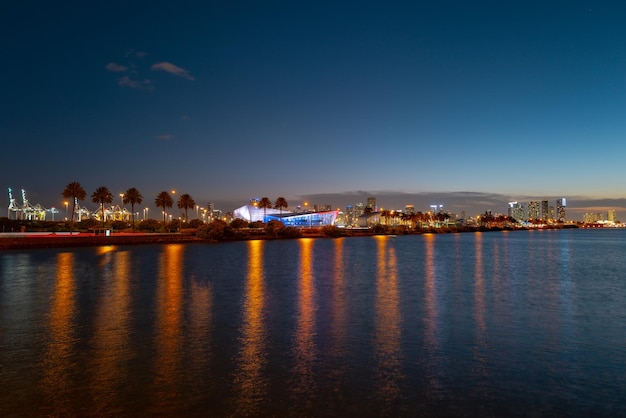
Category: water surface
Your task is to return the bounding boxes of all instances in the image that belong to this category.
[1,229,626,416]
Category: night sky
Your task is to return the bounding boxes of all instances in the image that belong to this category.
[3,1,626,220]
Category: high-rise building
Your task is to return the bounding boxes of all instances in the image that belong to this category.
[366,196,376,211]
[404,204,415,215]
[608,210,617,223]
[583,212,604,223]
[207,202,215,221]
[556,198,566,222]
[315,204,332,212]
[541,200,549,220]
[355,203,365,218]
[345,205,354,226]
[508,201,524,222]
[528,201,540,220]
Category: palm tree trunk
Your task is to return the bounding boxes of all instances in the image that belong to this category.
[131,203,135,232]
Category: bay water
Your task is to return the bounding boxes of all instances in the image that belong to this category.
[1,229,625,416]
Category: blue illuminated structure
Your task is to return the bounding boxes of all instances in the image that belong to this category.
[233,204,338,227]
[266,210,338,228]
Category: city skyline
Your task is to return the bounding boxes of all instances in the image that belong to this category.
[3,2,626,221]
[4,183,625,222]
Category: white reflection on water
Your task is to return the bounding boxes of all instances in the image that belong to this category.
[152,244,184,414]
[374,236,403,411]
[290,238,317,412]
[234,239,267,415]
[90,249,131,415]
[41,252,76,416]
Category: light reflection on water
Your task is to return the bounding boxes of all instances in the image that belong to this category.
[2,230,626,416]
[234,239,267,416]
[374,236,402,412]
[290,238,317,413]
[90,250,131,416]
[40,252,76,416]
[152,244,184,415]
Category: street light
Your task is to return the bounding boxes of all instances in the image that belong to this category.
[196,205,199,219]
[64,201,68,220]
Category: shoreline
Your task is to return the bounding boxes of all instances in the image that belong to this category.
[0,233,203,250]
[0,224,584,251]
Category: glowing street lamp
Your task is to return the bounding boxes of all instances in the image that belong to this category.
[196,204,199,219]
[64,201,68,220]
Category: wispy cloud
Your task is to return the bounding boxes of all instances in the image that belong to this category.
[151,62,195,80]
[106,62,128,72]
[118,76,153,90]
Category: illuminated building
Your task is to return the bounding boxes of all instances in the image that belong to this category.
[556,198,566,222]
[583,213,604,223]
[355,203,365,217]
[608,210,617,223]
[528,201,539,220]
[508,201,524,222]
[366,196,376,211]
[233,204,337,227]
[404,204,415,215]
[541,200,549,220]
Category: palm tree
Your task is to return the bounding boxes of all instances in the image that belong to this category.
[258,197,273,222]
[177,193,196,223]
[123,187,143,232]
[62,181,86,234]
[91,186,113,228]
[155,191,173,231]
[381,209,391,226]
[274,197,288,216]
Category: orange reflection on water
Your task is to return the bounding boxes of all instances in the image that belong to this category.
[188,274,213,392]
[473,233,488,378]
[291,238,316,408]
[152,244,184,413]
[423,234,438,352]
[474,233,486,336]
[422,233,442,392]
[234,239,267,416]
[90,250,131,414]
[41,252,76,415]
[330,238,347,358]
[374,236,402,408]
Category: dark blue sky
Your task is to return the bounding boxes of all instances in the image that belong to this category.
[2,1,626,219]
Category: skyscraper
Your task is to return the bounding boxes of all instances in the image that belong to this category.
[541,200,549,220]
[366,196,376,211]
[556,198,566,222]
[508,202,524,222]
[528,201,539,220]
[608,209,617,223]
